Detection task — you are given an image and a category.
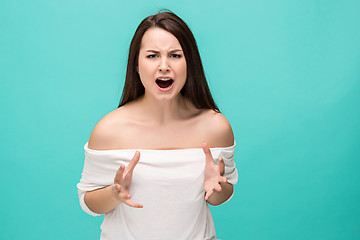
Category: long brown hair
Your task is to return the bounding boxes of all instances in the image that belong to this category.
[118,10,219,112]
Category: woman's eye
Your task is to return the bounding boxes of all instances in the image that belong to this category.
[170,54,181,58]
[147,54,157,59]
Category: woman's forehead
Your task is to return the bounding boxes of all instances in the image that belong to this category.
[140,28,182,51]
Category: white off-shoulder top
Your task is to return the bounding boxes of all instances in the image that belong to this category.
[77,141,238,240]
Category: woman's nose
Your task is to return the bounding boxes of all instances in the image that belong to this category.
[159,58,170,72]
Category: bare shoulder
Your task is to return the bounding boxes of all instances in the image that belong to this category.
[87,108,128,150]
[200,110,235,148]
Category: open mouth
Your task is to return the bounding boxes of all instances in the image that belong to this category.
[156,77,174,89]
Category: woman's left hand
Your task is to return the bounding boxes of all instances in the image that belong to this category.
[202,142,227,201]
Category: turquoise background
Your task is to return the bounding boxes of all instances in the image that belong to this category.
[1,0,359,239]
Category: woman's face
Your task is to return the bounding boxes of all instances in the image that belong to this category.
[137,27,187,101]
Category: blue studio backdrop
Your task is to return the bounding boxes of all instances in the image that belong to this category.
[1,0,359,239]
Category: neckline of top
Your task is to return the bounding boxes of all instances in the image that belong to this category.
[84,141,236,152]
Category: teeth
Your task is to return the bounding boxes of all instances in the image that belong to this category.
[157,78,172,81]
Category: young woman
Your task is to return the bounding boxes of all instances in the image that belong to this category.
[77,11,238,240]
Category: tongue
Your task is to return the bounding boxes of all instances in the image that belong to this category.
[156,80,172,88]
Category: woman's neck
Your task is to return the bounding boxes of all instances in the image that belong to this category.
[136,93,195,125]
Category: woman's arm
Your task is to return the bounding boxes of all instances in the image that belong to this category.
[206,182,234,206]
[85,116,142,214]
[84,185,122,214]
[84,152,143,214]
[202,143,235,206]
[202,112,236,206]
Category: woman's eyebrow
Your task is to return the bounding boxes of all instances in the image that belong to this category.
[145,49,183,53]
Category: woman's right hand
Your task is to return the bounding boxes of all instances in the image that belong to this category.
[111,151,143,208]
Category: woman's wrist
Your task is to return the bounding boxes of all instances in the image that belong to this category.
[206,182,234,206]
[109,184,123,203]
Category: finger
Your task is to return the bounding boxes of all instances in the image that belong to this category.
[124,151,140,176]
[215,184,222,192]
[202,142,214,163]
[114,184,122,192]
[205,188,214,201]
[118,192,131,200]
[111,184,121,195]
[218,157,225,176]
[124,199,143,208]
[114,165,125,184]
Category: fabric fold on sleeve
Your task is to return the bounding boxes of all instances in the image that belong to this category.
[210,143,238,205]
[211,143,238,185]
[77,144,120,216]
